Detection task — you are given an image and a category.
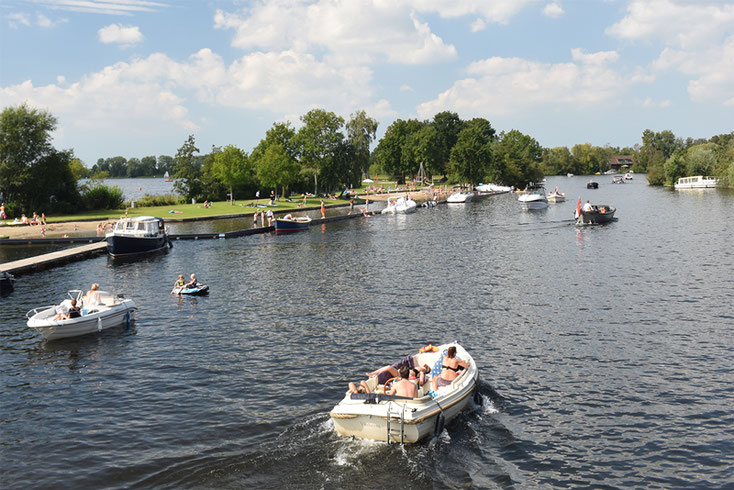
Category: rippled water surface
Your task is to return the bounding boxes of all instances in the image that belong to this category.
[2,176,733,488]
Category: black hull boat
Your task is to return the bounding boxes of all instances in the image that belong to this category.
[106,216,171,257]
[0,272,15,296]
[274,216,312,234]
[577,205,616,225]
[587,181,599,189]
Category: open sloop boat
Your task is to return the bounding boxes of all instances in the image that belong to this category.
[330,342,478,443]
[27,289,136,340]
[274,216,312,233]
[381,196,418,214]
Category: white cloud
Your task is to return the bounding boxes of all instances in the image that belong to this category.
[7,13,31,28]
[470,18,486,33]
[214,1,457,65]
[36,0,169,16]
[606,0,734,49]
[543,2,564,19]
[410,0,535,25]
[400,84,414,92]
[642,97,671,108]
[98,24,144,45]
[417,49,631,118]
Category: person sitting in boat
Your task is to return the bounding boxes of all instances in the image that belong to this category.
[389,366,418,398]
[184,274,198,289]
[409,365,432,387]
[53,298,80,320]
[67,299,81,319]
[283,214,293,220]
[84,283,101,308]
[431,346,469,391]
[171,274,185,295]
[348,380,371,394]
[366,355,417,386]
[582,200,593,212]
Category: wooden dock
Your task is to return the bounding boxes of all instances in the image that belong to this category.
[0,241,108,276]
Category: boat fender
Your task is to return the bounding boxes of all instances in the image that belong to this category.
[434,413,445,437]
[125,311,130,327]
[473,387,482,406]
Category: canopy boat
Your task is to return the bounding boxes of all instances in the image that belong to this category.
[446,189,474,203]
[674,176,718,189]
[547,188,566,202]
[587,181,599,189]
[26,289,136,340]
[381,196,417,214]
[475,183,512,194]
[576,204,616,225]
[612,176,625,184]
[106,216,171,257]
[172,283,209,295]
[274,216,312,233]
[330,342,478,443]
[518,184,548,209]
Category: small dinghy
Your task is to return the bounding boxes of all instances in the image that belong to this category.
[274,216,312,233]
[27,289,136,340]
[330,342,478,443]
[171,284,209,296]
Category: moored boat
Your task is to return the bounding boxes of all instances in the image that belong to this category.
[330,342,478,443]
[381,196,418,214]
[26,289,136,340]
[674,176,718,189]
[0,271,15,296]
[518,184,548,209]
[274,215,312,233]
[446,189,474,203]
[624,172,633,180]
[475,183,512,194]
[587,181,599,189]
[106,216,171,257]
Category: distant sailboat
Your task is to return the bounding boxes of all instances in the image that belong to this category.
[164,171,171,182]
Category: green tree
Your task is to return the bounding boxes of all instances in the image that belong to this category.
[541,146,573,175]
[157,155,175,175]
[140,156,157,176]
[405,124,445,179]
[492,129,543,188]
[210,145,252,204]
[69,158,89,180]
[0,103,79,212]
[172,135,203,201]
[296,109,346,194]
[255,143,302,198]
[373,118,424,183]
[448,118,495,185]
[663,151,687,185]
[346,110,378,178]
[685,143,717,176]
[431,111,464,175]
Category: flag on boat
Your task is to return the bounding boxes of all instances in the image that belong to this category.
[576,197,581,219]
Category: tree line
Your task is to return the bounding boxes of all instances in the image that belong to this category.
[2,102,733,216]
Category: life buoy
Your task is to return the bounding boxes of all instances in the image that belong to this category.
[419,344,439,353]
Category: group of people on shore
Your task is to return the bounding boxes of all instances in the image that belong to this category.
[348,346,469,399]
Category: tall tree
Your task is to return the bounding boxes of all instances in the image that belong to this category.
[255,143,301,198]
[296,109,346,194]
[210,145,252,204]
[172,135,203,201]
[346,110,378,178]
[373,118,424,183]
[449,118,495,185]
[432,111,464,175]
[0,103,79,212]
[492,129,543,188]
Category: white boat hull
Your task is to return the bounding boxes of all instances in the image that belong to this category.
[381,197,417,214]
[547,193,565,202]
[27,296,136,340]
[674,176,718,189]
[446,192,474,203]
[330,342,478,443]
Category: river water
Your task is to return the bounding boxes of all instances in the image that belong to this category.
[2,176,733,488]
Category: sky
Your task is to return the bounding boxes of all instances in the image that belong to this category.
[1,0,732,166]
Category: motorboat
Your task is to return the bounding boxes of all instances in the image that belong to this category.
[0,271,15,296]
[587,181,599,189]
[26,289,136,340]
[475,183,512,194]
[274,215,312,233]
[576,204,616,225]
[604,169,616,175]
[612,176,625,184]
[624,173,633,180]
[446,190,474,203]
[172,284,209,295]
[518,184,548,209]
[330,342,479,443]
[567,173,574,178]
[547,188,566,202]
[381,196,418,214]
[674,176,719,189]
[106,216,171,257]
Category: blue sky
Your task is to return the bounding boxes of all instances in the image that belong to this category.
[1,0,732,166]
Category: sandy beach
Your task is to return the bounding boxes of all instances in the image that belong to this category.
[0,220,111,240]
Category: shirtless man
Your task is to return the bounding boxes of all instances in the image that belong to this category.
[389,366,418,398]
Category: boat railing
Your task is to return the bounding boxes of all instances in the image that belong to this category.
[26,305,56,319]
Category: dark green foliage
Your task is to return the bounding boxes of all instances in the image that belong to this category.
[449,118,495,185]
[123,193,183,208]
[81,184,124,210]
[172,135,204,201]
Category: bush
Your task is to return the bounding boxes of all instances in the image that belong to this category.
[123,193,184,208]
[82,184,124,210]
[2,201,22,219]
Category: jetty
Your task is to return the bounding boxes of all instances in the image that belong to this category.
[0,241,108,276]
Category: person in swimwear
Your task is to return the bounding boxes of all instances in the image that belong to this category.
[431,346,469,391]
[389,366,418,398]
[171,274,185,295]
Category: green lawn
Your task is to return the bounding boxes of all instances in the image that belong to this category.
[45,197,351,223]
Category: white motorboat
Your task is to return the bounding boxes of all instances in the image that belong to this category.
[674,176,718,189]
[330,342,479,443]
[381,196,417,214]
[547,188,566,202]
[624,172,633,180]
[475,183,512,194]
[567,173,574,178]
[26,289,136,340]
[518,184,548,209]
[446,190,474,203]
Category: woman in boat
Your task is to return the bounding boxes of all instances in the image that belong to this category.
[84,283,101,308]
[431,346,469,391]
[171,274,185,295]
[348,380,371,394]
